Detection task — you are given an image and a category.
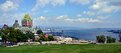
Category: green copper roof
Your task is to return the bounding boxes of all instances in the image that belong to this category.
[24,14,30,19]
[22,14,32,21]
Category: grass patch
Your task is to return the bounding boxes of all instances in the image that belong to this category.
[0,44,121,53]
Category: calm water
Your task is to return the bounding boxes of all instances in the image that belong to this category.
[63,29,119,41]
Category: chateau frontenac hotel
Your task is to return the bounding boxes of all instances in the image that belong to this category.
[12,14,38,34]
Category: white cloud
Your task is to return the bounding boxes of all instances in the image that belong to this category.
[0,0,19,12]
[56,15,68,20]
[77,14,82,17]
[37,0,49,7]
[90,0,121,13]
[101,6,121,13]
[77,18,89,23]
[70,0,90,5]
[56,15,101,23]
[31,0,49,12]
[33,15,102,27]
[84,11,95,16]
[91,3,102,10]
[33,16,50,26]
[77,18,100,23]
[32,0,66,12]
[96,16,109,20]
[88,19,100,23]
[51,0,66,6]
[39,16,46,21]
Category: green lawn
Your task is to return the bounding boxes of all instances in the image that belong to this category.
[0,43,121,53]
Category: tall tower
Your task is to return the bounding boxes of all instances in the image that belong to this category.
[13,20,19,29]
[22,14,33,28]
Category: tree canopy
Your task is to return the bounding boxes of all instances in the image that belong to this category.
[1,27,28,43]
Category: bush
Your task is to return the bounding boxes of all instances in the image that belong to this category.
[96,35,106,43]
[107,36,116,43]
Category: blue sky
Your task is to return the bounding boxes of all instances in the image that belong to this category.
[0,0,121,28]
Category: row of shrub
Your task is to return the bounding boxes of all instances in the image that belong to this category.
[96,35,116,43]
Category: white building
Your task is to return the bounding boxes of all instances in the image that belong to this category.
[54,36,73,42]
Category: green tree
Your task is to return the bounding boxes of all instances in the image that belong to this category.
[1,27,10,44]
[1,27,28,44]
[107,36,116,43]
[15,29,28,42]
[39,35,48,41]
[96,35,106,43]
[8,27,17,42]
[26,31,34,39]
[37,29,43,34]
[48,35,55,41]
